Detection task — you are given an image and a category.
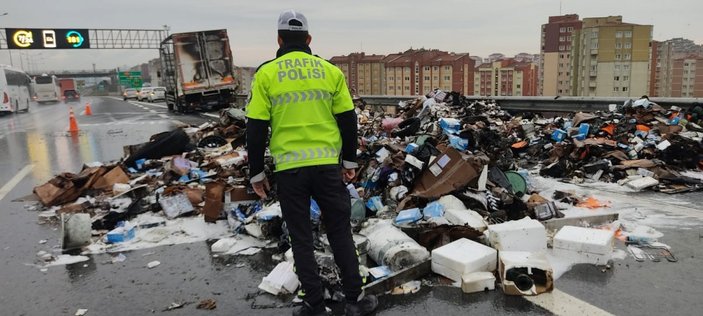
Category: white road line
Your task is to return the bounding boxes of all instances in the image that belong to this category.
[524,288,613,316]
[0,164,34,201]
[159,114,169,119]
[149,110,157,113]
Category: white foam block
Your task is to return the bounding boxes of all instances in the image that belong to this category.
[487,217,547,252]
[461,272,496,294]
[431,238,497,282]
[211,238,237,253]
[553,226,614,264]
[258,261,299,295]
[444,209,487,232]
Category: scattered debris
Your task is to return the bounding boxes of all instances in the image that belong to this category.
[74,308,88,316]
[163,302,187,312]
[196,299,217,310]
[147,260,161,269]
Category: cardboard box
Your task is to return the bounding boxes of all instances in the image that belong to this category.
[431,238,497,282]
[92,166,129,190]
[498,251,553,296]
[413,147,479,199]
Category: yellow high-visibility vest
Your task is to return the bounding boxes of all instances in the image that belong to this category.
[246,51,354,172]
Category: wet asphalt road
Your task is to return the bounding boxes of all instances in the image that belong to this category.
[0,97,701,316]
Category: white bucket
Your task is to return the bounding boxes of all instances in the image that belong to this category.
[61,213,92,250]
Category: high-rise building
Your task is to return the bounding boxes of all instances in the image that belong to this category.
[571,16,653,97]
[650,38,703,97]
[539,14,582,96]
[331,49,475,96]
[474,59,539,96]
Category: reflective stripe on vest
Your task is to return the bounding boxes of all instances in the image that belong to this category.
[269,89,332,107]
[274,146,339,165]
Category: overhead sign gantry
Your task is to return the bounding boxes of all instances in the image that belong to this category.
[0,28,168,49]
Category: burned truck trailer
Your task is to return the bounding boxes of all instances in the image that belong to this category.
[159,29,237,112]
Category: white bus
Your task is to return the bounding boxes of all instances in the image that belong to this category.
[33,74,61,103]
[0,65,32,114]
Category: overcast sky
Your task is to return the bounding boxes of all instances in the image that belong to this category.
[1,0,701,72]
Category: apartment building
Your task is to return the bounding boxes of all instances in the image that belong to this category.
[571,16,653,97]
[331,49,475,96]
[651,38,703,97]
[539,14,582,96]
[474,59,539,96]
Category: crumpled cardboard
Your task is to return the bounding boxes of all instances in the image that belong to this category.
[92,166,129,190]
[413,147,479,199]
[33,166,107,207]
[203,182,225,223]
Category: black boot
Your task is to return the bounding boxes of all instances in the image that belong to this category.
[345,294,378,316]
[292,301,329,316]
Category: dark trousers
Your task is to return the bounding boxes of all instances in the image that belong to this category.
[276,164,363,306]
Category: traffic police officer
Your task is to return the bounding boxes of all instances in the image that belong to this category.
[246,10,378,316]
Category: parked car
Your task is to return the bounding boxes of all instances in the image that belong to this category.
[123,88,138,101]
[137,87,153,101]
[63,89,80,103]
[147,87,166,102]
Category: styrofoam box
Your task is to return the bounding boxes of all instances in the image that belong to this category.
[553,226,614,263]
[461,271,496,294]
[431,238,497,282]
[444,209,488,232]
[487,217,547,252]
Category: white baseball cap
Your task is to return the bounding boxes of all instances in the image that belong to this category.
[277,10,308,32]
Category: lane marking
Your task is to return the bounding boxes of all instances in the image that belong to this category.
[524,288,613,316]
[159,114,169,119]
[0,164,34,201]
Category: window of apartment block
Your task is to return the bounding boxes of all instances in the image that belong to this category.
[404,76,410,80]
[624,31,632,38]
[424,66,430,71]
[444,76,450,80]
[558,89,563,93]
[623,87,628,92]
[625,42,632,49]
[616,43,622,49]
[517,84,521,88]
[424,76,430,81]
[404,86,409,90]
[623,75,629,81]
[624,54,631,60]
[559,45,565,51]
[615,54,621,60]
[433,66,438,71]
[614,87,619,92]
[444,66,450,70]
[616,31,623,38]
[624,65,630,70]
[560,27,566,32]
[559,36,565,42]
[591,31,599,38]
[591,42,599,49]
[433,76,438,80]
[567,27,574,32]
[614,76,620,81]
[567,36,572,41]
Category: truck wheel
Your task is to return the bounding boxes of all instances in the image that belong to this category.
[167,103,174,111]
[25,100,30,112]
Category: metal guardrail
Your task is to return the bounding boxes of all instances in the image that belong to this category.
[357,95,703,112]
[231,94,702,112]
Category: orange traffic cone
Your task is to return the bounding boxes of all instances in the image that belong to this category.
[84,102,93,116]
[68,107,79,132]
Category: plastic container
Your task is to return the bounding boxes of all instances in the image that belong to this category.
[574,123,590,140]
[444,208,487,232]
[422,201,444,219]
[350,198,366,221]
[551,129,567,142]
[431,238,498,282]
[486,217,547,252]
[405,143,419,154]
[395,208,422,225]
[61,213,92,250]
[366,196,384,212]
[361,219,430,271]
[106,221,136,243]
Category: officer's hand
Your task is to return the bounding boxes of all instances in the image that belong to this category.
[342,168,356,182]
[252,177,270,200]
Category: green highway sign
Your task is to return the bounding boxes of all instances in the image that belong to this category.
[118,71,143,88]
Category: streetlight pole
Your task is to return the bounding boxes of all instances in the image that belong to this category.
[0,12,12,67]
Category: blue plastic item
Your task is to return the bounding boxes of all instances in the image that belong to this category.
[439,118,461,132]
[135,159,147,170]
[106,222,135,243]
[551,129,567,142]
[178,175,190,182]
[405,143,419,154]
[448,135,468,151]
[574,123,590,141]
[422,202,444,219]
[395,208,422,225]
[310,199,321,222]
[366,196,384,212]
